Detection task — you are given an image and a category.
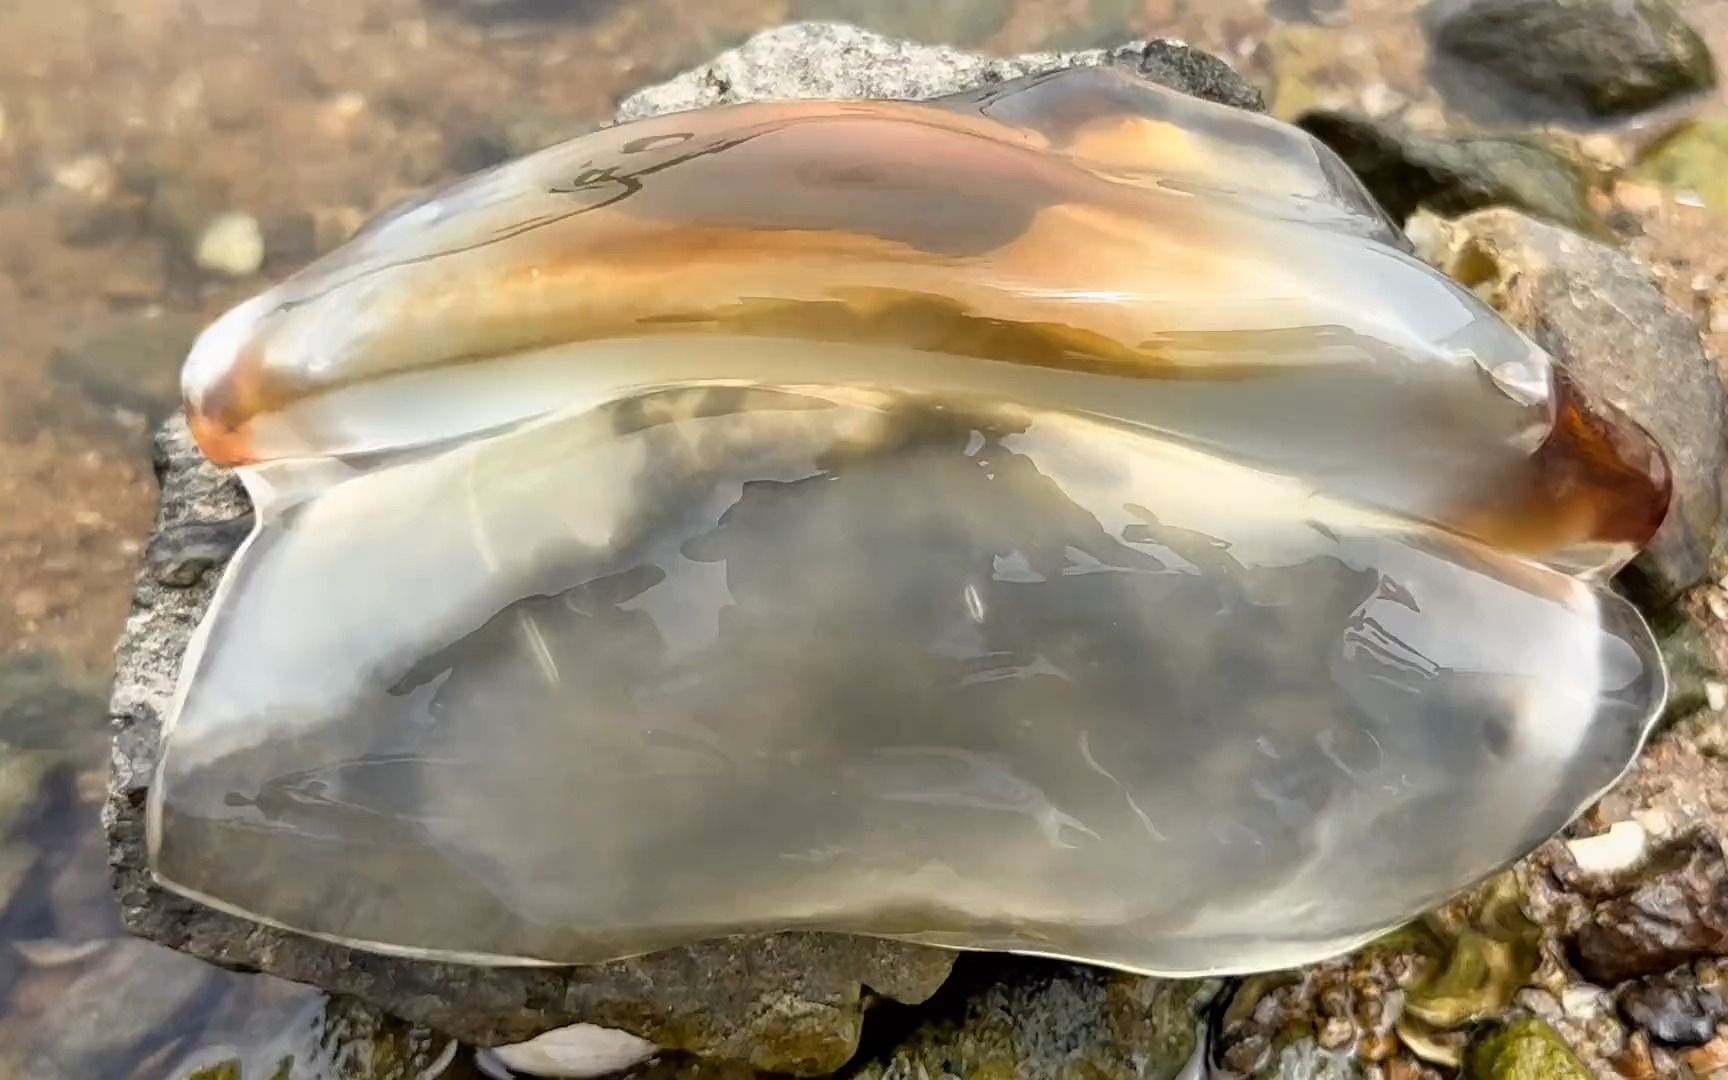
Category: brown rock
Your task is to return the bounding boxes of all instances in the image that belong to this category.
[1573,829,1728,985]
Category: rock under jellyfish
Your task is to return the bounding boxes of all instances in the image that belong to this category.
[151,64,1669,976]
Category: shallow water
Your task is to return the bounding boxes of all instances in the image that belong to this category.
[0,0,1724,1076]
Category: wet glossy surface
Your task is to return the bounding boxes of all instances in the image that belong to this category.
[152,69,1669,975]
[180,68,1666,574]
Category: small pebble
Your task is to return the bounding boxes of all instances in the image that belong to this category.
[1561,984,1611,1020]
[1708,682,1728,713]
[194,211,265,277]
[487,1022,657,1078]
[1578,133,1627,169]
[1615,181,1665,215]
[1710,301,1728,336]
[1633,808,1675,838]
[1688,1037,1728,1074]
[52,155,117,201]
[12,589,50,620]
[1319,1015,1355,1049]
[1359,81,1404,118]
[1707,589,1728,621]
[1566,820,1648,873]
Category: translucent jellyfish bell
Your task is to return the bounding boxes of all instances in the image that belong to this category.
[151,66,1668,974]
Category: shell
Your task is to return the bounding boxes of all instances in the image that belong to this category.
[151,66,1668,975]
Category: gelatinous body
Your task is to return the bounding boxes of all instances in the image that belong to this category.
[153,66,1669,975]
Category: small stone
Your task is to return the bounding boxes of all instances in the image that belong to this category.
[1614,180,1666,216]
[51,155,118,201]
[1572,829,1728,985]
[1686,1036,1728,1074]
[1398,1020,1469,1068]
[1578,134,1629,170]
[1560,983,1612,1020]
[1611,1030,1660,1080]
[1711,300,1728,337]
[1466,1018,1592,1080]
[1633,809,1676,839]
[1318,1015,1356,1049]
[194,211,265,278]
[1358,81,1404,118]
[1709,682,1728,713]
[330,90,367,119]
[1424,0,1717,121]
[488,1023,657,1077]
[1568,821,1650,874]
[1618,970,1725,1046]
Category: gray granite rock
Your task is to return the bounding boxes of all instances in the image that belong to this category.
[1411,208,1728,602]
[613,21,1262,122]
[104,24,1264,1075]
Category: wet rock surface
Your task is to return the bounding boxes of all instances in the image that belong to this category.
[1570,828,1728,986]
[1298,111,1601,237]
[1618,969,1726,1046]
[105,24,1269,1075]
[1424,0,1717,121]
[1412,207,1728,602]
